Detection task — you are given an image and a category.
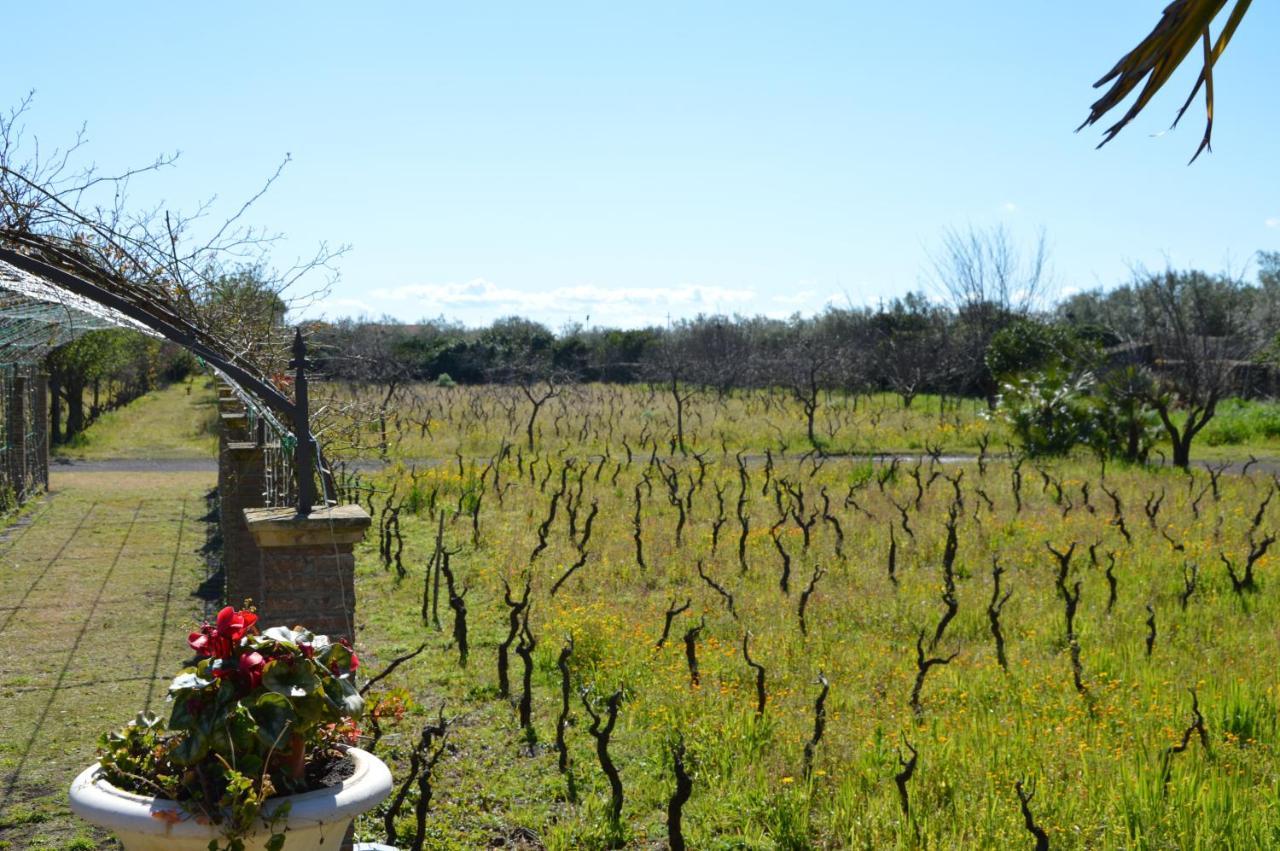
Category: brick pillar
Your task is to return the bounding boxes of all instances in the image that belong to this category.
[221,440,267,609]
[33,373,48,492]
[221,411,250,446]
[7,375,26,501]
[218,384,245,417]
[242,505,371,640]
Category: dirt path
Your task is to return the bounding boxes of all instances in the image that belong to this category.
[51,457,217,473]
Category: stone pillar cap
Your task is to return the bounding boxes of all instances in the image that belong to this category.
[244,504,372,547]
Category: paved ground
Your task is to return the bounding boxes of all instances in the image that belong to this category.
[50,457,217,473]
[0,469,216,850]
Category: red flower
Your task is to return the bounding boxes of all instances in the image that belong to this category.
[187,625,215,657]
[240,651,266,690]
[336,638,359,673]
[187,607,258,659]
[217,606,258,642]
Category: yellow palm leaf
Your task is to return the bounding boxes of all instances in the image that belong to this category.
[1078,0,1253,161]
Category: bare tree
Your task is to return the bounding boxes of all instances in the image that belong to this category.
[928,225,1050,406]
[776,315,843,452]
[1132,267,1259,468]
[328,318,416,458]
[870,294,951,409]
[0,94,342,378]
[644,324,700,455]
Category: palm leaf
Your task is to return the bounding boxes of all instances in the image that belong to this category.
[1078,0,1252,160]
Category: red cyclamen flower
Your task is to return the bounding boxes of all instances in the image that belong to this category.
[187,607,258,659]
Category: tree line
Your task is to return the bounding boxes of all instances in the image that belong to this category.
[44,330,195,444]
[310,249,1280,467]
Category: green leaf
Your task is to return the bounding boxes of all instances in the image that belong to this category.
[169,727,211,765]
[262,660,320,699]
[169,671,213,693]
[260,626,304,646]
[316,640,349,670]
[324,675,365,718]
[246,692,296,750]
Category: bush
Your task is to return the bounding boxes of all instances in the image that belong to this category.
[1201,399,1280,445]
[1202,416,1252,446]
[986,320,1098,382]
[434,372,457,388]
[998,366,1164,462]
[995,369,1098,457]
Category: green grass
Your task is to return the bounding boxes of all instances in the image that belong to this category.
[318,382,1280,464]
[319,383,1005,460]
[0,469,216,849]
[12,380,1280,848]
[53,378,219,460]
[339,391,1280,849]
[1191,398,1280,459]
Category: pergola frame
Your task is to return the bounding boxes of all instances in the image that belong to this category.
[0,246,326,514]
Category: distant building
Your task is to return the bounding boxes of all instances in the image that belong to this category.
[1102,339,1279,399]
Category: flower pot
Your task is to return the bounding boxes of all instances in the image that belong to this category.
[69,747,392,851]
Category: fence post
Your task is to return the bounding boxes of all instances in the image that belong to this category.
[8,375,26,502]
[33,372,48,492]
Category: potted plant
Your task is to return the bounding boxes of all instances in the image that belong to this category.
[69,606,392,850]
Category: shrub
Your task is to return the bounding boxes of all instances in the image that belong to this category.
[995,370,1098,456]
[1202,416,1251,446]
[986,320,1099,382]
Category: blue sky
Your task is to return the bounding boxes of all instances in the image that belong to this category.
[5,2,1279,328]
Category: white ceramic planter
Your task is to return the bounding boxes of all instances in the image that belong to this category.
[69,747,393,851]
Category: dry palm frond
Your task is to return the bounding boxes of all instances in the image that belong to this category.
[1079,0,1253,162]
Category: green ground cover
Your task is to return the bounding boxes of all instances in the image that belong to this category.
[0,470,216,850]
[344,390,1280,849]
[9,381,1280,849]
[53,379,218,461]
[321,382,1280,464]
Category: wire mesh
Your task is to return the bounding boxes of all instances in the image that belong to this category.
[0,363,47,511]
[0,258,159,364]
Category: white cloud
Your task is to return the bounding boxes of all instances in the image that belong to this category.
[770,290,817,306]
[303,296,377,317]
[326,279,763,327]
[1266,217,1279,229]
[1001,201,1018,213]
[373,279,754,310]
[298,277,861,328]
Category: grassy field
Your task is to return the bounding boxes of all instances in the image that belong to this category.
[10,380,1280,849]
[53,379,219,461]
[338,385,1280,849]
[319,381,1280,464]
[0,470,216,850]
[318,383,1002,460]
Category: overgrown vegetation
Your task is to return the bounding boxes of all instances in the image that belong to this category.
[333,384,1280,849]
